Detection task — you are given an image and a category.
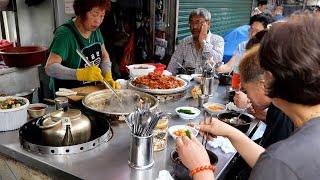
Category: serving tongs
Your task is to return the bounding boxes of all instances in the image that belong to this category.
[76,49,123,102]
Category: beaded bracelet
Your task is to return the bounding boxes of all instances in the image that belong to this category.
[189,165,216,177]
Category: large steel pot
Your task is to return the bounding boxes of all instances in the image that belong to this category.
[36,108,91,146]
[82,89,159,116]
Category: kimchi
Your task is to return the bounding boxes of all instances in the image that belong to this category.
[133,72,184,89]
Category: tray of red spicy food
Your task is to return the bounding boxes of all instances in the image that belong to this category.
[129,72,189,95]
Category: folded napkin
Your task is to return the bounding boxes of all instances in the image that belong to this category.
[226,102,247,112]
[207,136,236,153]
[155,170,174,180]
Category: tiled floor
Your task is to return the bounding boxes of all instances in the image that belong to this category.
[0,155,51,180]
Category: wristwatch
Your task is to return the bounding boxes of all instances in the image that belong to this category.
[201,40,207,47]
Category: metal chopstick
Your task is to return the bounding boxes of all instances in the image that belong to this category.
[202,111,207,145]
[204,115,212,149]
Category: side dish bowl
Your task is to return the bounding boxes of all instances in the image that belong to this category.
[175,106,200,120]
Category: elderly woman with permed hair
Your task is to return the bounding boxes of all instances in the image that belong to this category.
[175,14,320,180]
[46,0,120,93]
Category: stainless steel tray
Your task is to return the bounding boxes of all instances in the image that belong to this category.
[128,77,189,95]
[82,89,159,116]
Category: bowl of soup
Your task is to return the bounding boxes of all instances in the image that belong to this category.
[27,103,48,119]
[217,112,252,133]
[171,149,218,180]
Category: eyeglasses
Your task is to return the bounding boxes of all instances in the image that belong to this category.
[189,20,207,26]
[88,10,105,21]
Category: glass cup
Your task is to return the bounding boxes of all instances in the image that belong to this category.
[231,72,241,90]
[153,117,169,152]
[198,94,209,108]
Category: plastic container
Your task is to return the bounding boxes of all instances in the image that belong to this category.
[126,64,155,77]
[0,46,47,67]
[231,72,241,90]
[0,40,13,61]
[147,63,166,74]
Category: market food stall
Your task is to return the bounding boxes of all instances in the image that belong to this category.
[0,81,260,179]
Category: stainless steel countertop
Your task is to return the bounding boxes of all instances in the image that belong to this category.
[0,65,40,95]
[0,84,259,180]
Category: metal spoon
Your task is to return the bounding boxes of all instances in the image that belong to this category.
[176,62,186,71]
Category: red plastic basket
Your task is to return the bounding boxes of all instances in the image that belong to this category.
[147,63,166,74]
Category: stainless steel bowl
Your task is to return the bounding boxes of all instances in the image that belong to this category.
[82,89,159,116]
[27,103,48,119]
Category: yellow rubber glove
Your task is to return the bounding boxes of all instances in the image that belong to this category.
[76,66,103,82]
[104,71,121,89]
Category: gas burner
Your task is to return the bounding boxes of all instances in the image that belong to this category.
[19,116,113,155]
[155,91,187,102]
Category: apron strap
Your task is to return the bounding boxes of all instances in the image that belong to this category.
[59,23,85,50]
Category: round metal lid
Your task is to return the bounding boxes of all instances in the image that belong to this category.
[51,109,81,119]
[38,109,81,129]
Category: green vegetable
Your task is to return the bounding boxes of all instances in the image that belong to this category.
[185,129,191,138]
[178,109,195,115]
[0,98,25,109]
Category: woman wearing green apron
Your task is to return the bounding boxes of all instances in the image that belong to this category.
[45,0,119,93]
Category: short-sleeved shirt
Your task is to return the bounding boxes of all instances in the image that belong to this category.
[167,32,224,75]
[224,103,294,180]
[250,118,320,180]
[48,19,104,91]
[50,19,104,68]
[259,103,294,147]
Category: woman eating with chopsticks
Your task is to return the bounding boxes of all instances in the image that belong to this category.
[175,14,320,180]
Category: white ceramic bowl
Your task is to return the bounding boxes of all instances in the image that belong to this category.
[168,125,198,139]
[116,79,128,89]
[176,74,192,82]
[0,96,29,131]
[27,103,48,119]
[175,106,200,120]
[203,102,226,115]
[126,64,155,78]
[191,74,203,84]
[162,70,172,76]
